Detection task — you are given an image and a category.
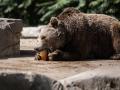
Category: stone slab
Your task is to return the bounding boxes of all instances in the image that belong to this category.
[0,18,23,57]
[0,56,120,80]
[21,26,45,38]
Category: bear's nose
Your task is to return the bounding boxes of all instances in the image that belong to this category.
[41,36,46,40]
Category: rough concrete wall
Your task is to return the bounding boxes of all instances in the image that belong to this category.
[61,76,120,90]
[60,66,120,90]
[0,18,23,57]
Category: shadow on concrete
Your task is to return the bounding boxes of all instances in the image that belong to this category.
[50,58,118,61]
[0,50,36,60]
[20,50,35,57]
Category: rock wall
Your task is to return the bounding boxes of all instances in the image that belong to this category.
[0,71,63,90]
[0,18,23,57]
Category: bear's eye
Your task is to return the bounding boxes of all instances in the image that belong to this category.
[41,36,46,40]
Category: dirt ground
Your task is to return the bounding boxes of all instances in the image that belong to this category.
[0,38,119,80]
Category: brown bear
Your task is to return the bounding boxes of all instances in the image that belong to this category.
[34,7,120,60]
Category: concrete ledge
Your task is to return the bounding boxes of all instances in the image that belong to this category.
[60,66,120,90]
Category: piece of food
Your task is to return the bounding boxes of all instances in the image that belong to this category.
[38,50,48,61]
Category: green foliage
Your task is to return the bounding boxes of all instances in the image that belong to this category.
[0,0,120,26]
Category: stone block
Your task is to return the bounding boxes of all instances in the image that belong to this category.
[0,18,23,57]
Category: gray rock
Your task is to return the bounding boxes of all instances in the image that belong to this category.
[60,66,120,90]
[0,71,63,90]
[0,18,23,57]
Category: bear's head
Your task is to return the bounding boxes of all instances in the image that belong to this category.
[35,17,66,52]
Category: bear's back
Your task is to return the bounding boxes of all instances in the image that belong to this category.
[85,14,119,32]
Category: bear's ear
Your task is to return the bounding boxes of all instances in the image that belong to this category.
[50,17,59,28]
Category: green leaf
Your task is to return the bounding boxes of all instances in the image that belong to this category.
[23,0,32,8]
[4,6,14,13]
[77,0,86,8]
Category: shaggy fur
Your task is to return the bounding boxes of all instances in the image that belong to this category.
[35,7,120,60]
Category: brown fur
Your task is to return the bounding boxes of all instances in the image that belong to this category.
[35,7,120,60]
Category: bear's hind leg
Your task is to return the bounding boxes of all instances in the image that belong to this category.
[48,50,64,60]
[111,22,120,60]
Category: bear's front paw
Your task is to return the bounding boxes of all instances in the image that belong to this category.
[48,52,58,61]
[48,50,63,60]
